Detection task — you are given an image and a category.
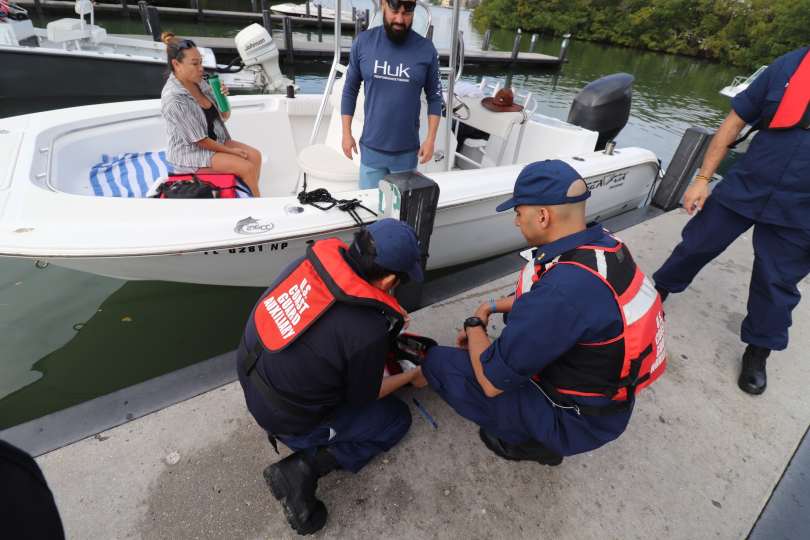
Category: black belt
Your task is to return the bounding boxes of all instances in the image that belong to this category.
[238,339,323,452]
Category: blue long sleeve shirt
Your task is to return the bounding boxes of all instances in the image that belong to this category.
[341,26,443,153]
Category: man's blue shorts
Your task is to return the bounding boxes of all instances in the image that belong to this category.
[359,143,418,189]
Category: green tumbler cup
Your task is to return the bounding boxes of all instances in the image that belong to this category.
[207,73,230,113]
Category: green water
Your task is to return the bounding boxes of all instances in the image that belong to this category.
[0,6,746,429]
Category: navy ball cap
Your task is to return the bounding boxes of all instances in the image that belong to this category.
[496,159,590,212]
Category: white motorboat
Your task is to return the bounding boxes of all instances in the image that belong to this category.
[271,2,353,21]
[720,65,767,98]
[0,2,290,113]
[0,1,660,288]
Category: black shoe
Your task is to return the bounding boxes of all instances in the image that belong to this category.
[264,453,328,535]
[478,428,563,466]
[738,345,770,395]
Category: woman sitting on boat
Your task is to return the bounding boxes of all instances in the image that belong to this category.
[160,33,262,197]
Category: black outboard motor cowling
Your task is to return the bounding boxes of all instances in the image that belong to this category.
[567,73,634,151]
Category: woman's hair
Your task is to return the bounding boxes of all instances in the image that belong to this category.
[162,32,195,73]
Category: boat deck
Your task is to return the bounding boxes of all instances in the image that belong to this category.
[8,209,810,538]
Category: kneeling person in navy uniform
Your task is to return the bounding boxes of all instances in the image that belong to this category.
[422,160,667,464]
[237,219,427,535]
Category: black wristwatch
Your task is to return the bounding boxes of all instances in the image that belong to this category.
[463,316,485,331]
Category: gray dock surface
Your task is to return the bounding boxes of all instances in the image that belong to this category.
[32,209,810,538]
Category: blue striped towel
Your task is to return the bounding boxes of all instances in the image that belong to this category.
[89,152,174,197]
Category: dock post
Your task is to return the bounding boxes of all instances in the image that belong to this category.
[191,0,203,22]
[250,0,257,12]
[137,1,149,33]
[32,0,43,18]
[559,32,572,63]
[262,9,272,33]
[283,16,294,64]
[120,0,128,18]
[510,28,522,62]
[317,4,323,40]
[305,1,310,17]
[529,33,538,52]
[426,24,434,41]
[364,8,370,29]
[352,6,356,21]
[481,28,491,51]
[146,5,162,42]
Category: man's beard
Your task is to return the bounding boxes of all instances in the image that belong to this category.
[383,17,410,44]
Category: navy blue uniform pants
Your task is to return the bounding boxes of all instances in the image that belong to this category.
[277,396,411,473]
[654,196,810,351]
[422,346,631,456]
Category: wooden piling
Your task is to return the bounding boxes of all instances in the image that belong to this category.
[364,8,369,29]
[559,32,572,63]
[262,9,272,33]
[426,24,434,41]
[510,28,522,61]
[351,6,356,21]
[529,33,538,53]
[283,16,294,63]
[317,4,322,31]
[481,28,491,51]
[120,0,128,18]
[146,5,162,42]
[137,1,149,35]
[32,0,43,18]
[250,0,257,13]
[305,1,310,17]
[190,0,203,22]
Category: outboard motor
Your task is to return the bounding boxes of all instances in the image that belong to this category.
[234,23,292,93]
[567,73,634,151]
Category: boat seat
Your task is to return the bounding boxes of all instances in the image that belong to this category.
[46,18,106,45]
[297,65,363,191]
[297,144,359,183]
[453,96,527,168]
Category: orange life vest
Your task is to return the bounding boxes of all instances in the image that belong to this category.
[768,48,810,130]
[254,238,406,352]
[515,239,667,415]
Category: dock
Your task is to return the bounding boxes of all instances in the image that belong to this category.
[19,0,563,67]
[18,0,358,29]
[112,33,562,67]
[6,209,809,538]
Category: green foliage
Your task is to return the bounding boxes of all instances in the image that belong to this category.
[472,0,810,68]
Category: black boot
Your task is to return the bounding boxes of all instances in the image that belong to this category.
[478,428,563,466]
[738,345,770,395]
[264,448,337,535]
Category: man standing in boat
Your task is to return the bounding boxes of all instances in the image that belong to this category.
[236,219,427,535]
[421,160,667,465]
[654,46,810,395]
[341,0,443,188]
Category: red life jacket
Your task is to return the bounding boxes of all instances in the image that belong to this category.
[254,238,406,352]
[768,48,810,130]
[514,239,667,414]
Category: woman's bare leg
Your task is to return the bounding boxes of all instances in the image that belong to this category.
[199,150,261,197]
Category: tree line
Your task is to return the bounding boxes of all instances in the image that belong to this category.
[472,0,810,68]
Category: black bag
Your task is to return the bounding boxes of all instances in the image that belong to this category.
[154,179,216,199]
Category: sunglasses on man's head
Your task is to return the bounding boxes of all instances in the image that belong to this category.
[386,0,416,13]
[177,39,196,49]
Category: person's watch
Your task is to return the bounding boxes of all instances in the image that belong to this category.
[463,316,485,332]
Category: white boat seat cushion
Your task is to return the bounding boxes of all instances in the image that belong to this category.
[297,144,359,182]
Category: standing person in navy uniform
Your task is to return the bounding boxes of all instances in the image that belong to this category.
[341,0,443,188]
[654,46,810,395]
[422,161,667,464]
[237,219,427,535]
